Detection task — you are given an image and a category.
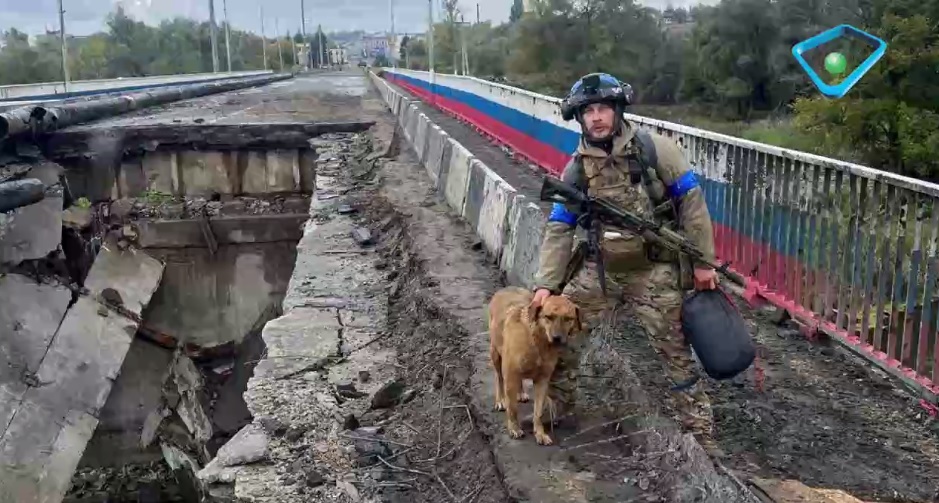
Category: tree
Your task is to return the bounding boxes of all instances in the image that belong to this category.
[399,35,410,62]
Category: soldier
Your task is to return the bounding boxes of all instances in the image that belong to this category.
[528,72,721,452]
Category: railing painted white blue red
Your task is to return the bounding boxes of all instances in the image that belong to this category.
[381,68,939,398]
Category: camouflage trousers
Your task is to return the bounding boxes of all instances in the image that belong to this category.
[548,245,714,444]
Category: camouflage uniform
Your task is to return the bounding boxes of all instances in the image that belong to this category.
[532,121,718,446]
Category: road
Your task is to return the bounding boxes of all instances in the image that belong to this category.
[22,69,936,502]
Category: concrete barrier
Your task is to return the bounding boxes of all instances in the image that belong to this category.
[501,196,547,288]
[445,141,474,218]
[476,166,516,259]
[368,71,539,279]
[414,114,430,163]
[405,105,419,143]
[425,125,449,186]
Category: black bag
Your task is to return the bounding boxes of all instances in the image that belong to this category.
[680,288,755,380]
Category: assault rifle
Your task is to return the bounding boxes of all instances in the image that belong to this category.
[540,175,746,288]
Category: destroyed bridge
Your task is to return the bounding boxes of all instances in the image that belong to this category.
[1,67,938,503]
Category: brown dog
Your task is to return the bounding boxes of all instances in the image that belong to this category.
[487,286,583,445]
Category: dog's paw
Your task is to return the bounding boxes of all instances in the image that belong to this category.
[508,426,525,439]
[518,392,530,403]
[535,431,554,446]
[493,401,506,412]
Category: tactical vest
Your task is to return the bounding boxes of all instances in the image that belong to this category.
[578,129,686,279]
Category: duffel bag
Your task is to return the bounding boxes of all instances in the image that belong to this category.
[680,288,755,380]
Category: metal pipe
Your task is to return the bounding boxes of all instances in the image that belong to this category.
[276,19,285,71]
[0,73,291,141]
[0,179,45,213]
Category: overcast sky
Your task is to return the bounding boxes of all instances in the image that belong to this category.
[0,0,712,38]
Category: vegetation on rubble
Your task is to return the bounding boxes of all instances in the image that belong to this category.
[402,0,939,182]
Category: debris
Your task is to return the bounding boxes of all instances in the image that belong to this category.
[343,414,360,431]
[285,425,307,442]
[110,199,135,219]
[371,379,406,409]
[304,468,326,488]
[400,389,417,404]
[62,206,92,230]
[350,428,393,466]
[258,416,288,437]
[336,381,368,399]
[351,227,374,246]
[358,370,371,383]
[338,204,356,215]
[337,479,362,501]
[216,423,270,467]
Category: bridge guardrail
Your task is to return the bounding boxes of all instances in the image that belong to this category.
[378,67,939,400]
[0,70,274,104]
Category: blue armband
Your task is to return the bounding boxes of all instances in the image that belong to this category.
[548,202,578,226]
[667,170,700,199]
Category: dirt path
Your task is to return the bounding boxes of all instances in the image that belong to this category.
[385,79,939,503]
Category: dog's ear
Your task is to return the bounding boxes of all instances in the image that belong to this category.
[528,303,542,323]
[574,306,583,333]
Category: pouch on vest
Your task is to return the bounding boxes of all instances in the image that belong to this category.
[680,288,755,380]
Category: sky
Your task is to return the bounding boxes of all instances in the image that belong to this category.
[0,0,712,38]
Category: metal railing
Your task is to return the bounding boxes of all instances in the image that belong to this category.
[381,68,939,398]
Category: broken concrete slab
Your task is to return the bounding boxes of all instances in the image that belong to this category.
[135,214,308,248]
[0,243,164,503]
[253,307,341,380]
[82,242,165,317]
[0,273,72,392]
[216,423,269,467]
[0,196,63,265]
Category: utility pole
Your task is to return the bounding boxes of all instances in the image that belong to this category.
[209,0,220,72]
[275,19,285,71]
[460,17,468,75]
[427,0,434,72]
[292,31,298,66]
[390,0,396,67]
[223,0,232,72]
[476,3,480,24]
[260,6,268,70]
[318,25,327,68]
[56,0,70,91]
[300,0,307,68]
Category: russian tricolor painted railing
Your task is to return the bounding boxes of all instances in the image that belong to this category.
[374,68,939,401]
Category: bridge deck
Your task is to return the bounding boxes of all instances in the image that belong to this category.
[384,75,939,502]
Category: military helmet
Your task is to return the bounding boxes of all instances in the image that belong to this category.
[560,73,635,122]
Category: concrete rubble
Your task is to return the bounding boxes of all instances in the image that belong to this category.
[0,239,165,503]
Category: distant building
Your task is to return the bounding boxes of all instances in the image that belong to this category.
[362,33,390,59]
[328,47,348,65]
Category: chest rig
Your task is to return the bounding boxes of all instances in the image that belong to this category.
[579,129,675,233]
